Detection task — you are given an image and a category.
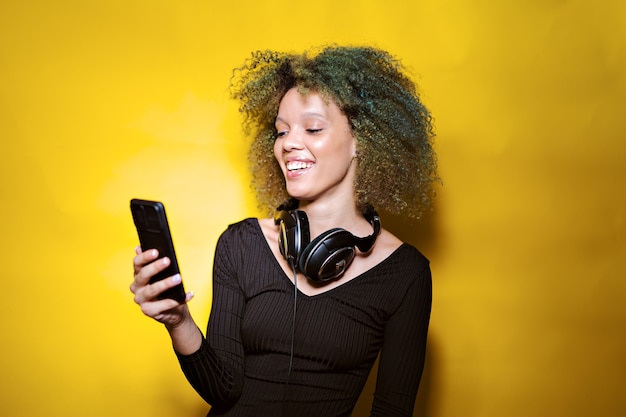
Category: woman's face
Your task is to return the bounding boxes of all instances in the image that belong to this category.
[274,88,357,204]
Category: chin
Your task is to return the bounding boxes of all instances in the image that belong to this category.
[285,190,314,203]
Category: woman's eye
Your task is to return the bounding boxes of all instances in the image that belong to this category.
[307,128,323,134]
[275,131,287,139]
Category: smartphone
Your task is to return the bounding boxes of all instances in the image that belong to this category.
[130,199,186,304]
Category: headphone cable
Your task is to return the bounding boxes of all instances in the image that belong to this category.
[282,258,298,415]
[286,258,298,385]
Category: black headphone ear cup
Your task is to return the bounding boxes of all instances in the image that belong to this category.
[275,209,310,265]
[299,229,357,282]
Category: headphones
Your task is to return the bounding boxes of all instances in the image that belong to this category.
[274,200,381,282]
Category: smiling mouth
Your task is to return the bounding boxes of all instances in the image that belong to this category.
[286,161,313,172]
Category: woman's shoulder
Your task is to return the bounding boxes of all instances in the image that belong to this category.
[365,228,428,269]
[217,217,264,245]
[390,242,430,271]
[225,217,260,230]
[367,236,431,298]
[353,229,429,295]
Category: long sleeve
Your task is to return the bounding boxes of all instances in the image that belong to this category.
[370,263,432,416]
[176,229,246,410]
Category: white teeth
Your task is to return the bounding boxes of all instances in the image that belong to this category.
[286,161,312,171]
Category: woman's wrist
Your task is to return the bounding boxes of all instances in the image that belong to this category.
[166,310,203,355]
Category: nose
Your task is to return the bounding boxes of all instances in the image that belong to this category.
[280,128,305,152]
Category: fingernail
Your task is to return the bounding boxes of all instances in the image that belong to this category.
[161,257,170,266]
[151,249,158,257]
[172,274,181,283]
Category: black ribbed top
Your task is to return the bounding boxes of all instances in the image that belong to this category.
[177,219,432,417]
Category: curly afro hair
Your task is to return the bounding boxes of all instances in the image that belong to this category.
[230,45,438,219]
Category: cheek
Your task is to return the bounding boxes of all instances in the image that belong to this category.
[335,135,357,160]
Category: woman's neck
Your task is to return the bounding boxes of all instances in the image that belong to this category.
[296,198,368,238]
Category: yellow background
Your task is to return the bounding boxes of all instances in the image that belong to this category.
[1,1,624,416]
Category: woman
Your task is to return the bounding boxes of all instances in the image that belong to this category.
[131,45,438,416]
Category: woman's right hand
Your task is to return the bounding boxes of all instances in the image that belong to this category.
[130,247,194,330]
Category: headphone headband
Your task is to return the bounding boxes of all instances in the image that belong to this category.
[354,204,381,252]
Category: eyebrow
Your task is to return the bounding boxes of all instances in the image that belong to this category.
[275,112,327,123]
